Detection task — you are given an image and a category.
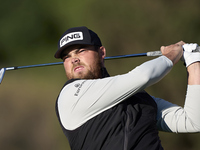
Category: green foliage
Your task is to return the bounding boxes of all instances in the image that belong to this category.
[0,0,200,149]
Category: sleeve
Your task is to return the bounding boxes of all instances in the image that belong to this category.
[57,56,173,130]
[155,85,200,133]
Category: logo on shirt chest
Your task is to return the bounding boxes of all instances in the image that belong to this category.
[74,81,85,96]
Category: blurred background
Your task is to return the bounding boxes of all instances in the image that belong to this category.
[0,0,200,149]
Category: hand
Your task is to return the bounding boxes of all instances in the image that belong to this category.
[160,41,185,65]
[182,43,200,67]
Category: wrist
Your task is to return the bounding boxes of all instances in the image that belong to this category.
[187,62,200,85]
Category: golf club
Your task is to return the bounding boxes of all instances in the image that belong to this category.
[1,47,200,84]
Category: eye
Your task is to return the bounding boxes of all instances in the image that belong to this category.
[78,49,86,53]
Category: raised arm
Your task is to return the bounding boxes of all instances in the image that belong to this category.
[156,43,200,133]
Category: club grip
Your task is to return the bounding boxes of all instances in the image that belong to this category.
[146,51,162,56]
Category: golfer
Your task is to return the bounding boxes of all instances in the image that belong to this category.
[55,26,200,150]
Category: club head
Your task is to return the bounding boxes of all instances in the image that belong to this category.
[0,68,6,84]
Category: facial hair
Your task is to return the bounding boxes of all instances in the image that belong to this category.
[66,57,103,80]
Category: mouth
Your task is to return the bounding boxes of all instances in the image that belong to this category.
[74,66,84,73]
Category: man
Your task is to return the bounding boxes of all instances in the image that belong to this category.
[54,26,200,150]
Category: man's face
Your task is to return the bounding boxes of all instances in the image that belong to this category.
[62,45,105,80]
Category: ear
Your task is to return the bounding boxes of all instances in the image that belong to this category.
[98,46,106,67]
[99,46,106,60]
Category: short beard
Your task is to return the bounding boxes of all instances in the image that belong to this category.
[66,57,103,80]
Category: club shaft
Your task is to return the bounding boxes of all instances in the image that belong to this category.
[4,53,147,71]
[5,62,63,71]
[4,46,200,71]
[104,53,148,59]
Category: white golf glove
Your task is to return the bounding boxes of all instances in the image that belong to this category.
[182,43,200,67]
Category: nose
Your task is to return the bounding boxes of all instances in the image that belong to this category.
[72,57,80,64]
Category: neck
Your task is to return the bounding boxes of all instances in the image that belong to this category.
[101,67,110,78]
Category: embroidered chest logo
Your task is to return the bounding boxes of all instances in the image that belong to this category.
[74,81,86,96]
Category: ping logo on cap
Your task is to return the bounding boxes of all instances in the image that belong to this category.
[60,32,83,47]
